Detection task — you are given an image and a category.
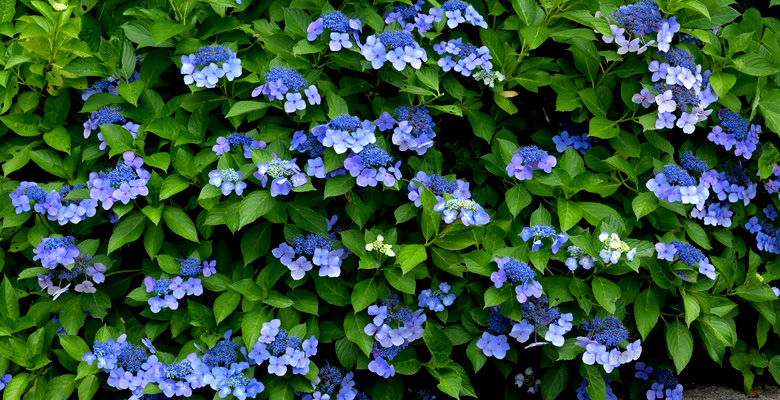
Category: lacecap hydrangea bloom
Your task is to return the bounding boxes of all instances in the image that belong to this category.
[476,307,512,359]
[88,152,150,210]
[272,233,345,279]
[407,171,471,207]
[417,282,456,312]
[596,0,680,54]
[552,122,595,154]
[565,245,596,271]
[32,236,80,269]
[655,240,716,280]
[520,225,568,253]
[302,363,358,400]
[597,232,637,264]
[360,31,428,71]
[699,164,757,206]
[208,168,247,196]
[254,154,307,197]
[81,56,141,100]
[439,0,488,29]
[344,145,402,188]
[365,234,395,257]
[509,296,573,348]
[36,247,106,297]
[83,106,140,150]
[506,145,557,181]
[307,12,362,51]
[745,205,780,254]
[434,38,493,78]
[212,132,266,158]
[575,317,642,373]
[384,1,424,32]
[707,109,761,159]
[373,106,436,155]
[632,48,717,133]
[490,256,542,305]
[180,44,242,88]
[143,275,204,313]
[434,197,490,226]
[312,115,377,154]
[248,319,318,376]
[250,67,320,113]
[514,367,541,394]
[365,294,426,377]
[10,182,99,225]
[646,158,709,210]
[638,365,684,400]
[201,361,263,400]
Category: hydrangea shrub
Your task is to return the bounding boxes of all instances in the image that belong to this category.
[0,0,779,399]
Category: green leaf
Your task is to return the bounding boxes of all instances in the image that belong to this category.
[1,113,42,136]
[557,198,583,231]
[734,53,780,76]
[44,374,75,400]
[159,174,190,200]
[326,92,349,119]
[162,207,199,242]
[666,320,694,373]
[685,219,711,250]
[239,190,275,228]
[520,26,551,50]
[214,292,241,325]
[288,204,328,235]
[43,126,71,154]
[591,276,621,314]
[62,57,108,77]
[415,68,440,92]
[116,80,145,106]
[351,279,378,313]
[759,90,780,134]
[324,175,355,198]
[383,267,416,294]
[709,72,736,98]
[99,125,133,154]
[188,300,215,329]
[225,101,271,118]
[0,276,19,320]
[397,244,427,275]
[511,0,543,26]
[241,222,272,266]
[344,311,373,356]
[424,323,453,368]
[584,364,606,400]
[634,288,660,340]
[632,192,659,219]
[312,275,350,306]
[588,117,620,139]
[58,335,90,362]
[541,363,568,400]
[150,21,188,43]
[78,375,99,400]
[108,212,147,254]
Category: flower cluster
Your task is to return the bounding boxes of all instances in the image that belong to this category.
[181,45,242,88]
[198,331,264,400]
[745,205,780,254]
[248,319,318,377]
[597,0,680,54]
[490,256,542,304]
[576,317,642,373]
[302,363,358,400]
[312,115,377,154]
[344,145,402,188]
[208,168,247,196]
[514,367,541,394]
[143,274,204,313]
[251,68,320,113]
[272,233,345,279]
[384,1,425,32]
[690,199,734,227]
[597,232,637,264]
[510,296,573,348]
[88,152,150,210]
[307,12,362,51]
[655,240,716,280]
[565,245,596,271]
[435,198,490,226]
[707,109,761,159]
[83,106,141,150]
[439,0,487,29]
[10,182,99,225]
[32,236,80,269]
[361,31,427,71]
[0,373,10,391]
[81,57,141,100]
[254,154,307,197]
[472,69,506,88]
[632,48,717,132]
[576,379,618,400]
[36,245,106,298]
[520,225,568,253]
[476,307,511,359]
[374,106,436,155]
[417,282,455,312]
[700,164,757,206]
[434,38,492,79]
[212,133,266,158]
[552,122,595,154]
[365,294,426,377]
[407,171,471,207]
[646,160,709,210]
[637,363,684,400]
[506,146,557,181]
[365,234,396,257]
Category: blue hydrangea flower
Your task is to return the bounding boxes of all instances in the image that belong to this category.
[248,319,317,376]
[690,200,733,227]
[311,115,377,154]
[365,295,426,377]
[744,207,780,254]
[707,109,761,159]
[565,245,596,271]
[360,31,428,71]
[490,256,543,304]
[433,38,493,78]
[36,249,106,296]
[251,68,320,114]
[302,363,358,400]
[290,130,326,159]
[595,1,678,54]
[212,133,266,158]
[208,168,247,196]
[520,225,568,253]
[88,152,150,210]
[201,361,264,400]
[509,296,571,348]
[597,232,638,264]
[699,164,757,206]
[440,0,487,29]
[576,317,641,373]
[384,1,424,32]
[307,12,362,49]
[552,122,595,154]
[254,154,307,197]
[32,236,80,269]
[343,145,402,188]
[10,182,100,225]
[83,106,140,150]
[646,161,709,209]
[378,106,436,155]
[407,171,471,207]
[655,240,716,280]
[506,145,557,181]
[417,282,456,312]
[434,198,490,226]
[272,233,344,279]
[180,45,242,88]
[81,57,141,100]
[143,276,203,313]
